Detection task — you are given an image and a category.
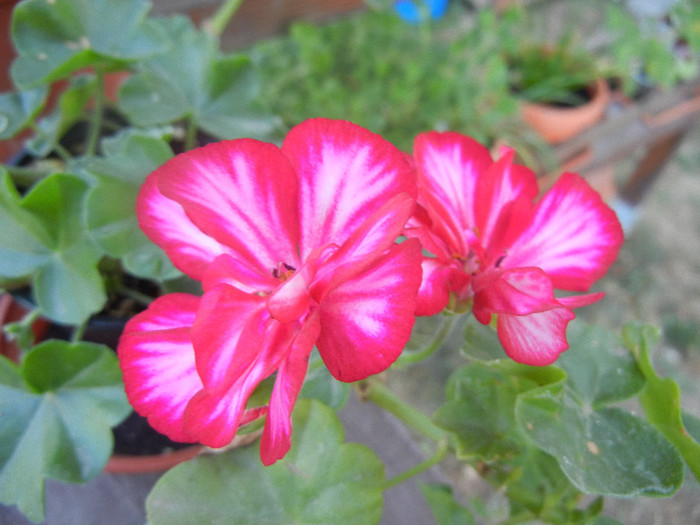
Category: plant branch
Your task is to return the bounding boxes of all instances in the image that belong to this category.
[184,115,198,151]
[362,379,449,444]
[204,0,244,38]
[86,66,106,156]
[383,438,449,490]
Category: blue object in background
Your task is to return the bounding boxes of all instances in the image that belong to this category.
[394,0,450,24]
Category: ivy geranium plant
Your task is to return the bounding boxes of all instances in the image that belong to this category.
[1,1,700,524]
[0,0,278,520]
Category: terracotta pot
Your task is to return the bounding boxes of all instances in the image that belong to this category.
[521,78,610,144]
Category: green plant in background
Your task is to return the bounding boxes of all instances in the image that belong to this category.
[251,5,535,153]
[605,0,700,95]
[505,39,605,106]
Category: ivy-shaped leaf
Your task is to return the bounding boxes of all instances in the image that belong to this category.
[433,362,561,460]
[0,87,48,140]
[299,351,349,410]
[557,322,646,408]
[147,399,385,525]
[24,73,97,157]
[118,16,281,141]
[623,324,700,483]
[0,170,105,324]
[420,483,475,525]
[461,315,508,362]
[10,0,168,89]
[0,340,131,522]
[516,322,684,497]
[83,130,180,281]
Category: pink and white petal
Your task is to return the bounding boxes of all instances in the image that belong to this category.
[137,174,235,280]
[282,118,415,259]
[310,193,415,299]
[154,139,301,274]
[413,131,493,252]
[117,293,202,443]
[201,253,277,294]
[415,257,454,316]
[503,173,624,291]
[267,269,311,323]
[316,239,422,382]
[260,312,321,465]
[472,267,561,319]
[496,306,577,366]
[475,151,539,250]
[183,320,298,448]
[191,284,270,394]
[558,291,605,309]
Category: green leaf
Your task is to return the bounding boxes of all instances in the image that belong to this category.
[10,0,168,89]
[119,16,280,140]
[25,74,97,157]
[623,324,700,483]
[557,322,646,408]
[517,385,683,496]
[83,130,180,281]
[299,352,349,410]
[0,171,105,324]
[147,399,385,525]
[434,363,550,460]
[461,316,507,362]
[0,87,47,140]
[420,483,475,525]
[0,340,131,522]
[512,322,685,497]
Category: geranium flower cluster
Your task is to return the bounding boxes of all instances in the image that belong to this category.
[118,119,623,465]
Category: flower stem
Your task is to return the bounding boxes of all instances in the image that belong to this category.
[115,284,155,307]
[383,438,449,490]
[204,0,244,37]
[363,380,448,444]
[71,320,88,343]
[396,314,456,366]
[86,66,106,156]
[184,115,198,151]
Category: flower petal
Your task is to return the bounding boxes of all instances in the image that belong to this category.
[137,174,234,280]
[260,312,321,465]
[282,118,415,259]
[317,239,422,382]
[310,192,416,300]
[191,284,270,394]
[267,269,311,323]
[415,257,453,316]
[153,138,301,275]
[472,267,561,323]
[201,253,277,294]
[503,173,624,290]
[474,150,538,252]
[118,293,202,443]
[496,306,576,366]
[413,131,493,256]
[183,319,297,448]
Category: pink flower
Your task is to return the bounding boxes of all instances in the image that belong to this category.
[405,131,623,366]
[118,119,422,465]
